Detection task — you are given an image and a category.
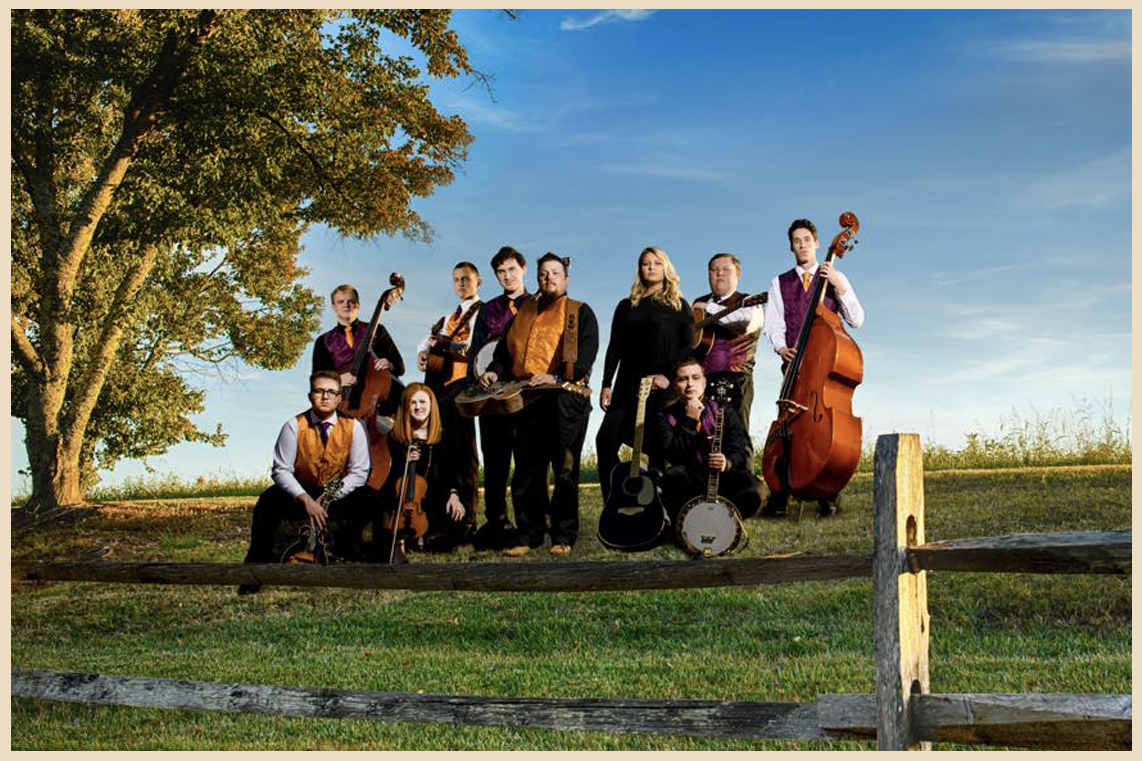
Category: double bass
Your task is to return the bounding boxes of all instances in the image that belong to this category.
[761,212,863,501]
[338,272,405,419]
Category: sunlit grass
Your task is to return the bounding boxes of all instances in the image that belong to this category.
[10,465,1130,750]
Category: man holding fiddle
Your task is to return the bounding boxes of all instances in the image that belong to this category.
[479,253,599,557]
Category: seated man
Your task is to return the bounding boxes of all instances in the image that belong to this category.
[654,357,762,525]
[238,370,374,594]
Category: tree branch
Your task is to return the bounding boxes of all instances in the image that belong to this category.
[62,244,161,444]
[11,315,45,380]
[257,110,365,215]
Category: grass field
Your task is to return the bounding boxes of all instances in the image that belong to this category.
[10,464,1131,750]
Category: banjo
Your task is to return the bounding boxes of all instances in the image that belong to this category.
[675,380,747,558]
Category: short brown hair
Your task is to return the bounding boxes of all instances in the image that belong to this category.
[707,252,741,275]
[537,252,570,275]
[454,261,480,278]
[330,284,359,304]
[787,219,817,244]
[309,370,342,392]
[674,356,704,378]
[491,246,526,270]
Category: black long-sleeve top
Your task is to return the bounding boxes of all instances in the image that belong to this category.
[377,435,475,515]
[601,297,694,407]
[312,320,405,377]
[655,398,752,473]
[487,296,599,384]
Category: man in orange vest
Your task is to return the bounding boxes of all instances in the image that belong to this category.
[238,370,373,594]
[478,253,599,557]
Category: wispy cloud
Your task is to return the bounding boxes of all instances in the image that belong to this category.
[598,161,728,183]
[560,10,656,32]
[442,94,541,134]
[985,39,1130,64]
[931,263,1021,289]
[1018,150,1130,210]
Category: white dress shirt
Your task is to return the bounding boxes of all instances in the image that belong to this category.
[271,410,369,501]
[763,263,864,353]
[417,296,481,355]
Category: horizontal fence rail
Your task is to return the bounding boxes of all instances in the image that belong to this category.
[11,554,872,592]
[906,529,1130,574]
[11,529,1129,593]
[11,669,828,741]
[12,669,1129,749]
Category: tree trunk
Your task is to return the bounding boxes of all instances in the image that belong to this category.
[24,390,85,510]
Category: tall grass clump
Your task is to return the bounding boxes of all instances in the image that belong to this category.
[855,397,1131,472]
[87,472,271,502]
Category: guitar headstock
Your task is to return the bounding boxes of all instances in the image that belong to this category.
[637,375,655,400]
[827,211,860,260]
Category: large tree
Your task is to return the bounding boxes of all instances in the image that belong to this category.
[12,9,475,510]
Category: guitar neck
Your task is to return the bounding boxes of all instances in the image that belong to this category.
[629,380,653,479]
[705,405,725,500]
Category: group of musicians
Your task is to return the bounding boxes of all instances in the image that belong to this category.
[238,219,863,592]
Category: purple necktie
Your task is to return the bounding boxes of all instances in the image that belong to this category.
[319,421,331,444]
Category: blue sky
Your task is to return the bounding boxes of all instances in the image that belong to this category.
[10,9,1132,492]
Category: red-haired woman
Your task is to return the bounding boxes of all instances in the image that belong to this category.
[375,383,473,560]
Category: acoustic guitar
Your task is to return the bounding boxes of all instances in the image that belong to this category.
[691,291,768,361]
[597,376,669,551]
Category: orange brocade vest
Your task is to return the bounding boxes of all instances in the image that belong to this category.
[506,295,572,379]
[443,307,472,386]
[294,412,355,489]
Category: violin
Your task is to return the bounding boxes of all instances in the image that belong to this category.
[761,211,863,501]
[387,440,429,563]
[338,272,405,418]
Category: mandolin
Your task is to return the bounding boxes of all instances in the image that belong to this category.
[597,376,669,551]
[281,478,343,565]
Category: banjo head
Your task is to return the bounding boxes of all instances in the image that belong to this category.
[676,496,745,557]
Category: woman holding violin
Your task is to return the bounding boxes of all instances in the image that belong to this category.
[762,217,865,519]
[596,246,694,501]
[375,383,473,560]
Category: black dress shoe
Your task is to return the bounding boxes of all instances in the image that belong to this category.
[816,499,840,518]
[761,492,789,519]
[237,583,262,596]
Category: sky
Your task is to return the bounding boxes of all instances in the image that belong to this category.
[9,9,1133,493]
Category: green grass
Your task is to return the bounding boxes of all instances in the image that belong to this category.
[10,465,1131,750]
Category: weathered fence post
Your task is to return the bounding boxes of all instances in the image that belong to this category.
[873,433,930,750]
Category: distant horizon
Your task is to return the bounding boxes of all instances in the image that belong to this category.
[9,9,1132,494]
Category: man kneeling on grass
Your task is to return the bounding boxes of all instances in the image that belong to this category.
[238,370,373,595]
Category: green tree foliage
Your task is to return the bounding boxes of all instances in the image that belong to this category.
[11,9,475,508]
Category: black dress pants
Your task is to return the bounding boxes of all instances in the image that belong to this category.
[435,379,480,532]
[511,392,590,547]
[243,483,377,564]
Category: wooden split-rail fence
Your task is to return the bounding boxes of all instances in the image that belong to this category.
[11,434,1132,749]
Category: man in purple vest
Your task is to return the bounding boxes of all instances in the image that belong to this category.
[312,284,405,414]
[468,246,530,550]
[762,218,865,518]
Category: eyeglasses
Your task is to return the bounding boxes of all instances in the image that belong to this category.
[310,388,341,397]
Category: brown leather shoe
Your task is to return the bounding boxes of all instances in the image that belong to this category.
[549,544,571,556]
[502,545,530,557]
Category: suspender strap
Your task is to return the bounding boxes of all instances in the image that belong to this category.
[447,301,483,340]
[562,299,581,380]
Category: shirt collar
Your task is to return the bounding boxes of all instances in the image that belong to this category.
[310,410,338,426]
[795,263,819,277]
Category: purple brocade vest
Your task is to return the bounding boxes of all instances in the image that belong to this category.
[483,294,520,341]
[779,269,837,349]
[322,321,368,369]
[666,400,720,467]
[696,291,760,374]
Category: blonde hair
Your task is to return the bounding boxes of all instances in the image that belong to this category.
[391,383,443,446]
[629,246,684,311]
